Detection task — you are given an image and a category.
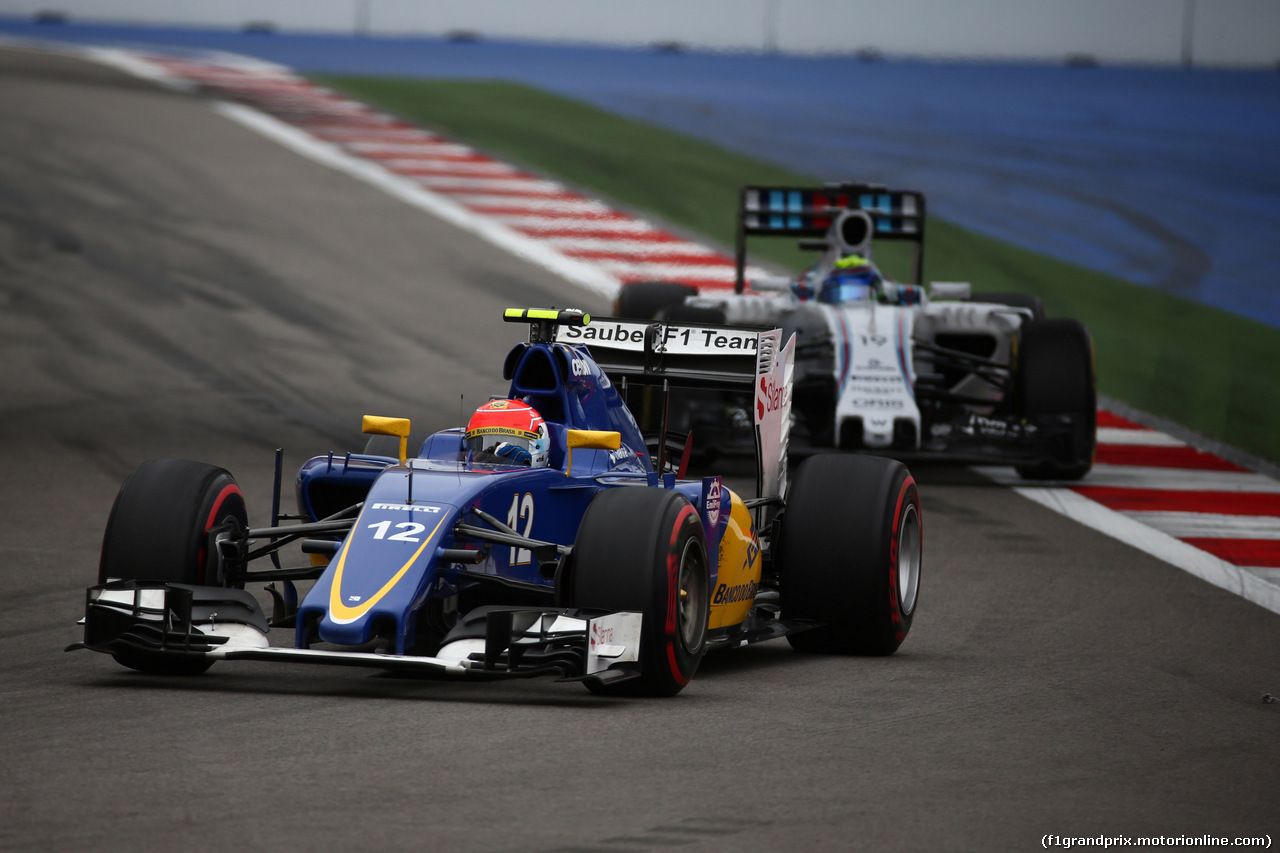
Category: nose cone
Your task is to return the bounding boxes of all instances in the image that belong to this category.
[297,469,463,652]
[316,503,449,648]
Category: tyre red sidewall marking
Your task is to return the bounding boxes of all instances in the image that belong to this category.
[198,483,243,584]
[887,475,918,641]
[665,504,698,686]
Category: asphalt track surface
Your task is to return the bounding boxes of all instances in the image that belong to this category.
[2,48,1278,852]
[3,20,1279,327]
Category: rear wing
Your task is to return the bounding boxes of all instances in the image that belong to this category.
[557,317,762,389]
[555,317,794,502]
[734,182,927,292]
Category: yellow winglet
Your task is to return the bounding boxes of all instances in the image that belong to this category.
[362,415,411,465]
[566,429,622,450]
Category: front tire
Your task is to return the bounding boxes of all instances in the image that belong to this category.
[1014,319,1096,480]
[98,459,248,674]
[779,455,921,655]
[569,487,710,696]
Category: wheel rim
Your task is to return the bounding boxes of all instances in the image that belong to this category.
[897,503,921,615]
[676,538,708,653]
[201,501,247,588]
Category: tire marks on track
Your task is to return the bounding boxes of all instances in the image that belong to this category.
[545,816,771,853]
[86,47,767,299]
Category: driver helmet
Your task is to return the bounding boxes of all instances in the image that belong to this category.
[819,254,882,304]
[791,270,818,302]
[464,399,550,467]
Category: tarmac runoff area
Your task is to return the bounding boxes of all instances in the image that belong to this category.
[81,45,770,300]
[4,44,1279,849]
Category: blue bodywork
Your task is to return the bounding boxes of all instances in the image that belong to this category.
[292,340,726,654]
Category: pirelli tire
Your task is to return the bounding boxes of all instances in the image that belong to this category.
[613,281,699,320]
[569,487,710,697]
[98,459,249,675]
[779,455,921,655]
[1015,318,1096,481]
[658,301,727,326]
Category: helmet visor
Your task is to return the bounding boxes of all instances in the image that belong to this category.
[465,427,539,466]
[820,269,879,304]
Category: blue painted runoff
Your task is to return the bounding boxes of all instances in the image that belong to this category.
[3,19,1278,327]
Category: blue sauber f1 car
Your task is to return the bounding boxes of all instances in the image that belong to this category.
[70,308,922,696]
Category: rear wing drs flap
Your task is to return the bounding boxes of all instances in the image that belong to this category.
[554,317,795,502]
[735,182,927,292]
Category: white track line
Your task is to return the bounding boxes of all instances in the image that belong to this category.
[82,46,195,90]
[1121,511,1280,539]
[416,176,568,193]
[491,216,659,234]
[593,260,738,280]
[211,101,619,299]
[1096,427,1185,446]
[1015,487,1280,615]
[456,196,615,214]
[1249,567,1280,583]
[310,127,441,141]
[344,142,471,156]
[381,159,520,174]
[975,465,1280,493]
[545,237,719,256]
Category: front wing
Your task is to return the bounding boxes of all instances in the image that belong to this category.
[67,581,644,686]
[790,409,1093,470]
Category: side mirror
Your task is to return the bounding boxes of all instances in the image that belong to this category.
[564,429,621,475]
[929,282,972,301]
[362,415,411,465]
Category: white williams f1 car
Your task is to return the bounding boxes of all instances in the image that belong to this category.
[615,183,1096,480]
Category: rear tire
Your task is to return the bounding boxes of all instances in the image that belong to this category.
[570,487,710,696]
[1014,319,1096,480]
[658,302,726,325]
[98,459,248,675]
[780,455,921,655]
[614,281,698,320]
[655,300,733,468]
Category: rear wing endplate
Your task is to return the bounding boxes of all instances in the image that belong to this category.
[555,318,794,501]
[735,182,927,292]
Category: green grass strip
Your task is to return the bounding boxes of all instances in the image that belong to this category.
[317,75,1280,464]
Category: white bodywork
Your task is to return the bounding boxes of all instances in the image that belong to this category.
[691,286,1031,449]
[833,302,919,448]
[753,327,795,497]
[914,299,1027,408]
